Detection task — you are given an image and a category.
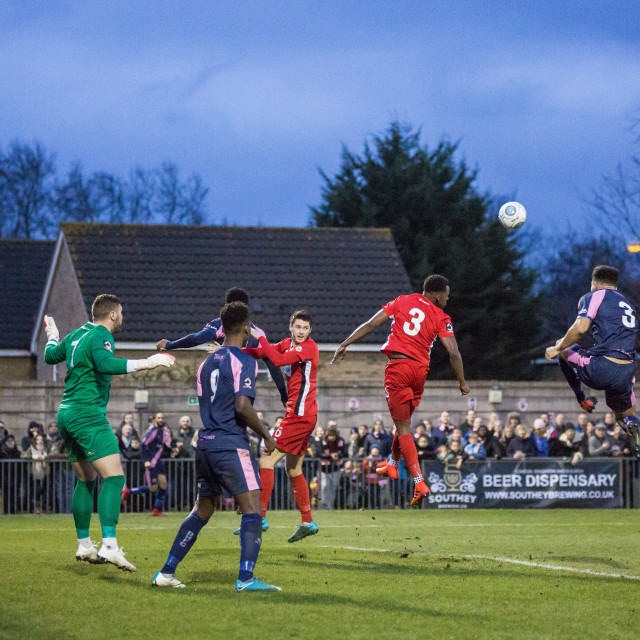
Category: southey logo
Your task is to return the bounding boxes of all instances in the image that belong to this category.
[427,466,478,507]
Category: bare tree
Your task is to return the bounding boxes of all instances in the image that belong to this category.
[154,162,207,224]
[181,174,208,225]
[125,167,155,224]
[0,141,56,238]
[54,163,100,223]
[155,162,181,224]
[588,121,640,245]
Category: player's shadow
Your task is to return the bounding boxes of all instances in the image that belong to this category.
[188,587,463,618]
[298,557,636,586]
[187,569,237,584]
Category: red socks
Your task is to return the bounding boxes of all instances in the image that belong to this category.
[259,468,274,518]
[290,473,313,523]
[391,433,401,462]
[399,434,423,481]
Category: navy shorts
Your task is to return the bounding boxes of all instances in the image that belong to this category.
[145,460,166,486]
[567,348,637,414]
[195,447,262,499]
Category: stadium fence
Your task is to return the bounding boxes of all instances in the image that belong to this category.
[1,457,639,514]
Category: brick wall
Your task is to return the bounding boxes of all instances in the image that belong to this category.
[1,368,629,443]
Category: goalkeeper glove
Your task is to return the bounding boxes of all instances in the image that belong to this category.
[127,354,175,372]
[44,315,59,342]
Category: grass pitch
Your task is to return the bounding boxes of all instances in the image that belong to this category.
[1,509,639,640]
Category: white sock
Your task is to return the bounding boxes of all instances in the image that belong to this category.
[388,458,398,467]
[78,537,93,549]
[102,537,118,549]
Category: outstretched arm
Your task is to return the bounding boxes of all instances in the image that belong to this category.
[43,316,67,364]
[440,336,470,395]
[545,317,591,360]
[330,309,390,364]
[158,326,219,351]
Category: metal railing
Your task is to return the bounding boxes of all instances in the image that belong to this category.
[1,457,638,514]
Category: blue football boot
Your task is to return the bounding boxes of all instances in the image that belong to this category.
[233,517,269,535]
[287,520,319,543]
[235,577,281,592]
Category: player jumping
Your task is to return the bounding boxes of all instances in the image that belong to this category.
[240,310,319,543]
[43,294,175,571]
[156,287,288,407]
[152,302,280,591]
[331,275,470,508]
[545,265,639,458]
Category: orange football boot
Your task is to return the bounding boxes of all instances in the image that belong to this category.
[411,480,430,508]
[376,461,399,480]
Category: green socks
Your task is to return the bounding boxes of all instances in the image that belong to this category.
[72,479,97,539]
[97,475,125,539]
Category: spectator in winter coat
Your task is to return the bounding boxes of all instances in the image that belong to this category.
[118,423,136,460]
[363,421,391,458]
[549,426,585,465]
[588,424,612,457]
[609,425,631,457]
[448,441,465,469]
[21,421,43,452]
[499,424,516,454]
[416,435,435,461]
[463,432,486,461]
[447,427,466,449]
[172,415,196,458]
[532,420,549,458]
[506,425,537,458]
[477,425,503,459]
[315,428,346,509]
[458,410,475,437]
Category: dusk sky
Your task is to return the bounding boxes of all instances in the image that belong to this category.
[2,1,640,233]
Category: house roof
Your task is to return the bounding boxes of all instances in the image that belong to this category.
[59,223,412,344]
[0,239,55,349]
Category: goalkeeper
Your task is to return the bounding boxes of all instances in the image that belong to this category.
[44,294,175,573]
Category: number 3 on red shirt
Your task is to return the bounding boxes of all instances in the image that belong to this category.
[403,308,425,336]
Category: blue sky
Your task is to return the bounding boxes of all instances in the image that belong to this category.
[2,1,640,232]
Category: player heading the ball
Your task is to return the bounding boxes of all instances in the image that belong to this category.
[331,274,470,508]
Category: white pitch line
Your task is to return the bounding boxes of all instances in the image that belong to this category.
[317,545,640,581]
[467,555,640,581]
[0,521,634,534]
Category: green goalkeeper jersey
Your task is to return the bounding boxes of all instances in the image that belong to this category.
[44,322,129,410]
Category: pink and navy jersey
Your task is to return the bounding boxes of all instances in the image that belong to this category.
[166,318,288,403]
[196,346,258,451]
[577,289,638,360]
[141,426,172,468]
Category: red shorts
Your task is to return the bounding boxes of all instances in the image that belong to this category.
[274,414,317,456]
[384,358,429,421]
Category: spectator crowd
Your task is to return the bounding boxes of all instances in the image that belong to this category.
[0,407,634,513]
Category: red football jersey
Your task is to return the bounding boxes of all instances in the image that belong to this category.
[250,336,319,418]
[381,293,454,367]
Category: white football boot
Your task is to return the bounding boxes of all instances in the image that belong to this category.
[97,545,137,572]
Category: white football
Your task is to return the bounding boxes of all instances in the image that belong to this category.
[498,201,527,229]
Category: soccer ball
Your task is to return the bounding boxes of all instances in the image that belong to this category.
[498,201,527,229]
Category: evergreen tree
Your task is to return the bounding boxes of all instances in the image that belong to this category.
[311,122,541,379]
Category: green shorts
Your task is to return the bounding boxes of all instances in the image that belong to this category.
[57,406,119,463]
